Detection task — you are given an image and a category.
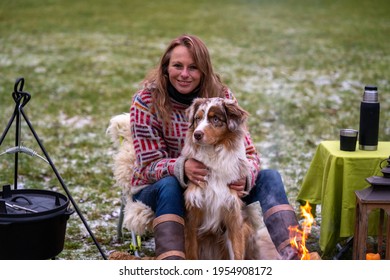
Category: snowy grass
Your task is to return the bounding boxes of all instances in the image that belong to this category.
[0,0,389,259]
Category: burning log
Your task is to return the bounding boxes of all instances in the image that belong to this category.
[309,252,321,260]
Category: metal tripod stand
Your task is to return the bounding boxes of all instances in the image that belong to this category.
[0,77,107,260]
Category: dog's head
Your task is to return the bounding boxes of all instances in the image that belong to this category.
[186,97,249,147]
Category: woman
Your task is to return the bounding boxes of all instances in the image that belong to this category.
[129,34,299,260]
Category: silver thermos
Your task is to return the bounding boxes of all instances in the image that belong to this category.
[359,85,380,151]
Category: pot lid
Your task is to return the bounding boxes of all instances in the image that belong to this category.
[0,185,69,217]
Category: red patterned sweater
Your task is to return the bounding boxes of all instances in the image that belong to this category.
[129,86,261,194]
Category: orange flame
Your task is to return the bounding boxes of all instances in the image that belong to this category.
[289,201,315,260]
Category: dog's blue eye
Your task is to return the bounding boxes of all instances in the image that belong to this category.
[212,116,220,123]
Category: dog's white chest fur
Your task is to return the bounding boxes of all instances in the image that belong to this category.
[185,142,249,233]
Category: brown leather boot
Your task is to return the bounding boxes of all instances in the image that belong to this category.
[153,214,186,260]
[264,204,300,260]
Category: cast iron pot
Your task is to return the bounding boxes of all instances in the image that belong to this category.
[0,185,74,260]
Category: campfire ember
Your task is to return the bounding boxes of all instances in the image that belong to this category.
[289,201,317,260]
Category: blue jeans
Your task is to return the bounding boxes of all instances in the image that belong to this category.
[133,176,185,217]
[243,169,290,214]
[133,169,290,219]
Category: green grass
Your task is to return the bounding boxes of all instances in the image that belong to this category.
[1,0,389,259]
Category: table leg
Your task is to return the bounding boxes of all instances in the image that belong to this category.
[354,202,369,260]
[353,202,359,260]
[378,209,384,256]
[386,213,390,260]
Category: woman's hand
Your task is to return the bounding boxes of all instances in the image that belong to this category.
[184,158,208,185]
[229,178,247,197]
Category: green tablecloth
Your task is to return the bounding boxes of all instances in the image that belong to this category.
[297,141,390,255]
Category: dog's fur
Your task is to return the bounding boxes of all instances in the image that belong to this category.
[106,109,280,260]
[182,97,256,260]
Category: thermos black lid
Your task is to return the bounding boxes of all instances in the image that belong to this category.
[364,85,378,91]
[363,85,378,102]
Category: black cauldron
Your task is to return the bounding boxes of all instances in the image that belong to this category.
[0,185,74,260]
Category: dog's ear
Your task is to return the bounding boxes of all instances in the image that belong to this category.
[186,98,205,127]
[223,99,249,131]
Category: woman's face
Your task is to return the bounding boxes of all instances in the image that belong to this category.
[168,45,202,94]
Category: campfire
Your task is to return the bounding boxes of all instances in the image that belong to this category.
[289,201,320,260]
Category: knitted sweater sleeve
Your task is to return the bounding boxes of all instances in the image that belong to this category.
[129,91,177,188]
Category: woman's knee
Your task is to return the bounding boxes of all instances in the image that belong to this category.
[259,169,282,182]
[156,176,183,198]
[155,176,184,217]
[250,169,289,211]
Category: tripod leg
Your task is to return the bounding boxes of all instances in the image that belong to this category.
[20,108,108,260]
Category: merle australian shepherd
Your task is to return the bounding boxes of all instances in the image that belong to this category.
[182,97,256,260]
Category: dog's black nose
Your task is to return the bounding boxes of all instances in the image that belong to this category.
[194,131,203,141]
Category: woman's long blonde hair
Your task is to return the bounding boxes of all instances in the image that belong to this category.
[143,34,226,123]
